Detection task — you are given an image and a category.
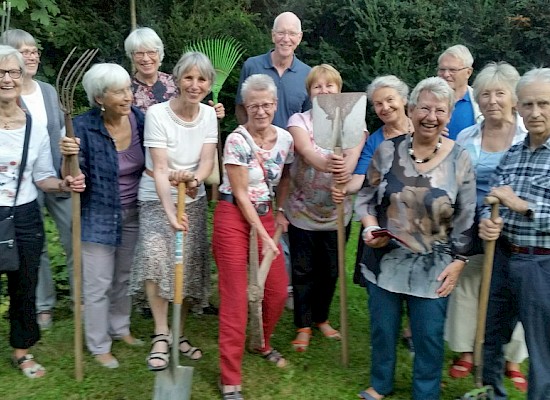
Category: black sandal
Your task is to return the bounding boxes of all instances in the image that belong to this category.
[147,333,171,371]
[179,336,203,360]
[260,348,287,368]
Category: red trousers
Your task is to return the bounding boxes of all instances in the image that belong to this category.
[212,200,288,385]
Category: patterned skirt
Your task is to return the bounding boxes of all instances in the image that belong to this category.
[130,196,210,304]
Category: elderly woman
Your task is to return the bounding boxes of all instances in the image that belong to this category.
[355,77,476,400]
[61,63,145,368]
[213,74,294,399]
[0,46,84,378]
[130,51,217,371]
[446,62,529,394]
[286,64,364,351]
[124,27,177,112]
[2,29,70,330]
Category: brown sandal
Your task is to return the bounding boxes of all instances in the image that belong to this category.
[291,327,312,352]
[315,321,341,340]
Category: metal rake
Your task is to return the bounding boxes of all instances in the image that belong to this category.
[56,47,98,124]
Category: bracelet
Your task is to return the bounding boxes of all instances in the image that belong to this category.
[277,207,285,213]
[362,225,381,240]
[454,254,469,264]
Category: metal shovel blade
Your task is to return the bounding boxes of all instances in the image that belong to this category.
[153,364,194,400]
[312,92,367,150]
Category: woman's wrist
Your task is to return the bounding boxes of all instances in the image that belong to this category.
[362,225,381,241]
[58,179,69,193]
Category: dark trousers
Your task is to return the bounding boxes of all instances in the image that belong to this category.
[482,242,518,400]
[289,223,350,328]
[1,201,43,349]
[510,252,550,400]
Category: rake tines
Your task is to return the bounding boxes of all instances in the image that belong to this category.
[1,2,11,38]
[56,47,98,118]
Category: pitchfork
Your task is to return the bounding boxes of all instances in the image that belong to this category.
[55,47,98,382]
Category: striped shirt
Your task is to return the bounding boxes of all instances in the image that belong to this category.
[482,135,550,248]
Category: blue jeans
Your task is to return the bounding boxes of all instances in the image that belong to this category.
[367,281,448,400]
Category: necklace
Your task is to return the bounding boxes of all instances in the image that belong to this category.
[408,135,442,163]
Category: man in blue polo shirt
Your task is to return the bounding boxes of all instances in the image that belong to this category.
[235,11,311,128]
[437,44,482,140]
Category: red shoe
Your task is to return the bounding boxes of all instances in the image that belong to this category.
[449,359,473,378]
[505,370,528,393]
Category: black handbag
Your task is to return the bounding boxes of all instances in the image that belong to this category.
[0,114,32,272]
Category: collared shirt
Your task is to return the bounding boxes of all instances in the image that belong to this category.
[73,106,145,246]
[447,88,480,140]
[236,50,311,128]
[482,135,550,248]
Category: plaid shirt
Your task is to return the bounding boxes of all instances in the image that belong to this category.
[482,135,550,248]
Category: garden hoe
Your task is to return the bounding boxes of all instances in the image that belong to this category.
[459,196,499,400]
[154,182,193,400]
[56,47,98,382]
[248,225,283,351]
[312,93,367,366]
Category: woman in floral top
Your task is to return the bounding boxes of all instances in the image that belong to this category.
[355,77,476,400]
[213,74,294,400]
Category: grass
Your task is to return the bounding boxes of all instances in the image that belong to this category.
[0,218,527,399]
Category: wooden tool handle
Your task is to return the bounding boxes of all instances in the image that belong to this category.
[173,182,186,306]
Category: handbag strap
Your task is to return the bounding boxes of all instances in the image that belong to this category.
[11,113,32,214]
[235,125,272,197]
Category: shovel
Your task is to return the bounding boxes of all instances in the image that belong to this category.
[248,225,283,350]
[459,196,499,400]
[312,93,367,366]
[154,182,193,400]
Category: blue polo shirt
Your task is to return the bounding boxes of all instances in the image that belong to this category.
[236,50,311,128]
[447,90,476,140]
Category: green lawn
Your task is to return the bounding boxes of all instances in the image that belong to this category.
[0,220,527,399]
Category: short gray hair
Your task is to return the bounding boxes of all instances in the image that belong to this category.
[172,51,215,84]
[367,75,409,103]
[473,62,520,104]
[1,29,36,49]
[241,74,278,103]
[409,76,455,113]
[0,45,25,74]
[438,44,474,68]
[124,27,165,62]
[516,68,550,100]
[82,63,131,108]
[273,11,301,32]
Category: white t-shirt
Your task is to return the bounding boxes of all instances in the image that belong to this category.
[0,124,56,206]
[21,82,48,131]
[139,101,218,203]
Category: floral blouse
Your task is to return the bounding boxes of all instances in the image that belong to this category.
[354,134,476,298]
[131,71,178,113]
[219,125,294,203]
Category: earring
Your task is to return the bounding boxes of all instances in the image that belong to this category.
[100,105,105,112]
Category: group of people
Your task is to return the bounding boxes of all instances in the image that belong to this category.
[1,9,549,400]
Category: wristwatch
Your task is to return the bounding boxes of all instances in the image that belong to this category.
[454,254,469,264]
[524,207,534,221]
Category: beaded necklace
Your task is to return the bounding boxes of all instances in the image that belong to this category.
[408,135,442,164]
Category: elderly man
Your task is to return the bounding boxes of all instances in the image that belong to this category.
[480,67,550,400]
[437,44,482,140]
[235,11,311,310]
[235,11,311,127]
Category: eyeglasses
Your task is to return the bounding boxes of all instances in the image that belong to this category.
[0,69,22,79]
[437,67,469,75]
[133,50,158,59]
[273,30,301,39]
[246,102,275,113]
[416,106,448,117]
[20,49,41,58]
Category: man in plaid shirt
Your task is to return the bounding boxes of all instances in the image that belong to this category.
[480,67,550,400]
